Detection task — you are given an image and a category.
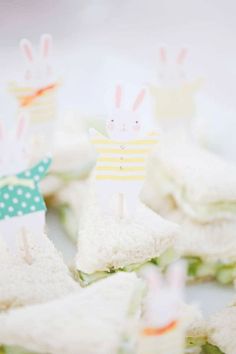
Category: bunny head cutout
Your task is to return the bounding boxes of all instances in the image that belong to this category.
[0,113,30,177]
[143,263,186,328]
[20,34,54,88]
[106,85,146,142]
[158,47,188,88]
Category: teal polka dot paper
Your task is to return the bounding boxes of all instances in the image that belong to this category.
[0,157,51,220]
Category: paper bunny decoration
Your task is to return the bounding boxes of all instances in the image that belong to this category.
[138,263,186,354]
[149,47,203,133]
[19,33,55,88]
[9,34,59,150]
[91,85,158,217]
[0,115,52,251]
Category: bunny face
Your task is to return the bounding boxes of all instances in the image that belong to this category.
[20,34,54,88]
[106,85,146,141]
[158,47,188,88]
[106,109,142,141]
[0,115,29,177]
[143,263,186,328]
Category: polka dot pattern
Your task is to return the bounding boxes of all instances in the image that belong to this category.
[0,157,51,220]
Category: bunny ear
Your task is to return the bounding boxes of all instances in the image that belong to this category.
[15,112,29,140]
[40,33,52,59]
[132,89,146,112]
[145,267,163,290]
[177,48,188,65]
[115,85,122,109]
[166,262,186,291]
[159,46,167,63]
[20,39,34,63]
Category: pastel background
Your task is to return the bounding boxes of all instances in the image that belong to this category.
[0,0,236,159]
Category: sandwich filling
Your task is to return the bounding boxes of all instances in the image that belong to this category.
[186,256,236,284]
[0,347,39,354]
[75,248,177,285]
[201,343,224,354]
[58,204,78,243]
[150,162,236,222]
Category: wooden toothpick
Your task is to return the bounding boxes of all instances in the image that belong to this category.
[20,228,33,265]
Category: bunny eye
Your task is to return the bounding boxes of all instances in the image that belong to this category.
[111,119,114,123]
[135,121,139,124]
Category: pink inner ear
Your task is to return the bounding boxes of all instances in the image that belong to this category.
[20,40,34,62]
[167,264,186,289]
[115,85,122,109]
[146,269,163,290]
[177,48,188,65]
[133,89,146,111]
[41,34,52,59]
[159,47,167,63]
[43,38,49,58]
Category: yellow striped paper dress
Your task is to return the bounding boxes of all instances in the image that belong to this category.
[92,132,158,181]
[149,79,203,120]
[9,82,59,124]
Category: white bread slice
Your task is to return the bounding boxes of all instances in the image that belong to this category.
[168,210,236,263]
[0,234,79,310]
[142,138,236,223]
[76,199,178,274]
[206,305,236,354]
[180,302,206,341]
[0,272,143,354]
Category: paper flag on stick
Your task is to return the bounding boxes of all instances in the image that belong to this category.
[138,263,186,354]
[149,46,203,123]
[90,84,158,218]
[19,33,54,89]
[0,157,51,252]
[9,34,59,155]
[0,117,51,252]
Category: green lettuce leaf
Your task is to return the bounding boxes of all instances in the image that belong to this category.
[201,343,224,354]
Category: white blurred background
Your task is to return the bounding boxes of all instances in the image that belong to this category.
[0,0,236,160]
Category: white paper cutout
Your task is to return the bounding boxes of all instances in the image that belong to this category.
[149,46,203,135]
[91,85,158,217]
[9,34,59,154]
[0,115,51,253]
[19,33,55,89]
[138,263,186,354]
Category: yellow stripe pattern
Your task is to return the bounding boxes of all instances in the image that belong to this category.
[92,132,158,181]
[10,84,58,124]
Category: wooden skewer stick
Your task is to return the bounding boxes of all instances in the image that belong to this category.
[20,228,33,265]
[118,193,125,219]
